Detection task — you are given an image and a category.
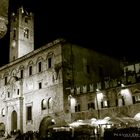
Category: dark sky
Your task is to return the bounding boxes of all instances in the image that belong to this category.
[0,1,139,66]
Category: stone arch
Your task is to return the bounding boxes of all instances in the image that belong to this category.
[8,76,19,85]
[28,60,34,66]
[11,110,17,132]
[18,65,25,72]
[3,71,9,78]
[39,116,54,138]
[10,68,17,76]
[36,56,44,64]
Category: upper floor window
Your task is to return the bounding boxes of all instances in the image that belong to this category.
[4,76,7,85]
[29,66,32,76]
[48,97,53,109]
[75,104,80,112]
[8,92,10,98]
[38,82,42,89]
[20,69,24,79]
[24,28,29,38]
[48,57,52,68]
[25,17,28,23]
[88,102,95,110]
[13,29,16,39]
[1,108,5,117]
[38,62,42,72]
[101,100,109,108]
[26,106,32,121]
[116,95,125,106]
[17,89,20,95]
[41,99,47,110]
[133,95,140,104]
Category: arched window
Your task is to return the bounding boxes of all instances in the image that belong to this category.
[28,61,34,76]
[19,65,24,79]
[41,99,47,110]
[1,108,5,117]
[24,28,29,38]
[38,62,42,72]
[48,97,53,109]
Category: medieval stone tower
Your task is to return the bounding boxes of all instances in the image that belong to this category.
[9,6,34,62]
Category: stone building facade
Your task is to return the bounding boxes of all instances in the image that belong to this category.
[0,6,123,135]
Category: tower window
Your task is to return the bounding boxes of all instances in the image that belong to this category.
[27,106,32,121]
[25,17,28,23]
[24,28,29,38]
[29,66,32,76]
[13,29,16,39]
[38,62,42,72]
[48,57,52,68]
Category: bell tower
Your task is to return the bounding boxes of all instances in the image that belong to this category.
[9,6,34,62]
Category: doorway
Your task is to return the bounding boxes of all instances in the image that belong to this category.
[11,110,17,132]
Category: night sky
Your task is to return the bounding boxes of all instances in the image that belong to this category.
[0,1,139,66]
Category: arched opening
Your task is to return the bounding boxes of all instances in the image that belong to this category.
[39,116,54,138]
[11,110,17,132]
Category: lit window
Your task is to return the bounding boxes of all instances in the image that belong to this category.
[24,28,29,38]
[27,106,32,121]
[133,95,140,104]
[41,99,47,110]
[101,100,109,108]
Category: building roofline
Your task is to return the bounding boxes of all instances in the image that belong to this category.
[0,38,65,71]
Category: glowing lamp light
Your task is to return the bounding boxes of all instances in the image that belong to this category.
[134,113,140,121]
[12,40,16,48]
